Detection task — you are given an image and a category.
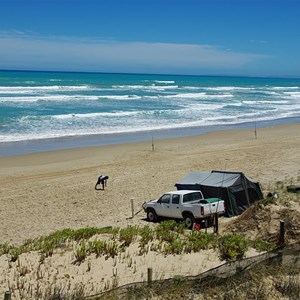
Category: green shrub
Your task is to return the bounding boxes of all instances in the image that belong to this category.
[40,240,56,257]
[0,242,11,255]
[31,228,74,252]
[139,225,154,246]
[184,231,215,253]
[105,242,119,258]
[88,240,107,258]
[156,220,185,233]
[9,246,23,262]
[174,221,187,234]
[252,239,276,252]
[157,230,178,244]
[155,221,180,243]
[186,230,215,243]
[72,227,106,241]
[218,234,249,260]
[74,242,88,264]
[163,239,184,255]
[260,196,277,206]
[119,226,139,247]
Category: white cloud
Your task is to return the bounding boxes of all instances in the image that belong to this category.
[0,32,268,74]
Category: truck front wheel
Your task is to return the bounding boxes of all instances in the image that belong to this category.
[184,214,195,229]
[147,209,158,222]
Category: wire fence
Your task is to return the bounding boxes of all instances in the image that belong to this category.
[84,243,300,300]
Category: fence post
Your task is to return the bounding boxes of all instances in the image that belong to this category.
[147,267,153,285]
[131,198,134,218]
[214,214,219,234]
[279,220,285,247]
[4,291,11,300]
[151,134,155,152]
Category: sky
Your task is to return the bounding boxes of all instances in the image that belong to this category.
[0,0,299,77]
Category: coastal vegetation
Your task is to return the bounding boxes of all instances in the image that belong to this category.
[0,176,299,299]
[1,221,276,265]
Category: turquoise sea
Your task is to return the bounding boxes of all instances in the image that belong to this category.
[1,70,300,156]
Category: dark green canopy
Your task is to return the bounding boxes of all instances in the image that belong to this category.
[175,170,263,217]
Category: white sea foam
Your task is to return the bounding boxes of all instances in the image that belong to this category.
[97,95,141,100]
[242,100,290,105]
[283,91,300,97]
[154,80,175,84]
[150,85,179,90]
[180,102,225,111]
[182,86,202,90]
[206,86,254,91]
[112,84,178,90]
[0,109,298,143]
[270,86,299,90]
[165,92,233,99]
[0,85,91,91]
[53,111,139,119]
[0,95,100,102]
[113,85,146,89]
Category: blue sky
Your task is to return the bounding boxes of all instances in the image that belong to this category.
[0,0,299,77]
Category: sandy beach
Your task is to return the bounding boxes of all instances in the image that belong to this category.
[0,122,300,299]
[1,122,299,245]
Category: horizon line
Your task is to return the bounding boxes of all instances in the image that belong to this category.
[1,69,299,80]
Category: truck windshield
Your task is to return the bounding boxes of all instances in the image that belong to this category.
[182,192,201,203]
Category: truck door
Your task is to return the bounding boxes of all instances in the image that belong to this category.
[169,194,182,218]
[156,194,173,218]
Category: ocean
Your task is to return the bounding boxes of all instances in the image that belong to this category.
[1,70,300,156]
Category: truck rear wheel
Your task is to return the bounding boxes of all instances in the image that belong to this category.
[147,209,158,222]
[184,214,195,229]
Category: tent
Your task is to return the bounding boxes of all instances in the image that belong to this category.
[175,170,263,217]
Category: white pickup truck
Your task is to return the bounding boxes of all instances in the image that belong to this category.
[142,190,225,228]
